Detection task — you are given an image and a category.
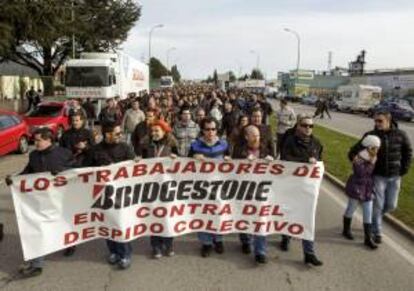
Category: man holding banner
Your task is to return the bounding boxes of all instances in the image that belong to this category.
[280,114,324,266]
[85,123,135,269]
[6,127,74,278]
[232,125,275,264]
[188,117,230,257]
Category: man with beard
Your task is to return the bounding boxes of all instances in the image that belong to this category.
[85,123,135,270]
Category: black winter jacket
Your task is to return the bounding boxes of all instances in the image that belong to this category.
[59,127,95,152]
[348,125,412,177]
[281,133,323,162]
[86,141,135,167]
[21,145,74,174]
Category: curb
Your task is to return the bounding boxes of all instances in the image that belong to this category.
[324,171,414,241]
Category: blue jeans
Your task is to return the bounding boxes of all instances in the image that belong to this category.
[239,234,267,255]
[372,176,401,235]
[344,198,373,223]
[282,235,315,255]
[106,240,132,259]
[150,236,173,251]
[198,233,223,245]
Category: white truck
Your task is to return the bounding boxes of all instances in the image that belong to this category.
[65,52,149,102]
[337,84,382,113]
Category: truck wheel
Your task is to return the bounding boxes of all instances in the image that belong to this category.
[17,136,29,154]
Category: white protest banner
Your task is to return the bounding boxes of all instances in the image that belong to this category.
[10,158,324,260]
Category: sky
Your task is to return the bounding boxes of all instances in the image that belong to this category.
[122,0,414,80]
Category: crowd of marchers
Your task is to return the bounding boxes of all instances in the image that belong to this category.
[2,84,412,278]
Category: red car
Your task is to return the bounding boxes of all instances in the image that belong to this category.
[0,110,30,156]
[24,101,70,140]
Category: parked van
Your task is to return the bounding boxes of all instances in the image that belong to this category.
[337,84,382,113]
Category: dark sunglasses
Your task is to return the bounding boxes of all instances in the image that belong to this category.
[300,124,314,129]
[203,127,217,131]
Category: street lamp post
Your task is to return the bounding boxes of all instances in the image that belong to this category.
[284,28,301,95]
[166,47,177,71]
[249,50,260,70]
[148,24,164,64]
[71,0,75,58]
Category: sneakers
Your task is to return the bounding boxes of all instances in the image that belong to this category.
[107,253,119,265]
[153,248,163,259]
[201,245,212,257]
[241,243,251,254]
[63,246,76,257]
[118,257,131,270]
[165,246,175,257]
[304,253,323,267]
[255,254,267,264]
[213,241,224,254]
[19,263,42,278]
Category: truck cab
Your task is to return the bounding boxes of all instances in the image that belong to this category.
[65,59,117,99]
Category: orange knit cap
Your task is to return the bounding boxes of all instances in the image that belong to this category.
[150,119,172,133]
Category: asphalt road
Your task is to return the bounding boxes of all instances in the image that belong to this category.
[270,100,414,146]
[0,153,413,290]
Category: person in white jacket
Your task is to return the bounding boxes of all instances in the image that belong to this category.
[121,99,145,144]
[275,99,296,157]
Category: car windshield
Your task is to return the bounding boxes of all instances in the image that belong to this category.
[66,66,110,87]
[27,105,62,117]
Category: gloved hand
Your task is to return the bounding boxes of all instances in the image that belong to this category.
[223,156,231,161]
[134,156,142,163]
[170,154,177,159]
[264,155,274,162]
[5,175,12,186]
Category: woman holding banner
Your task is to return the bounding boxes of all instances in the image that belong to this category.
[188,117,230,257]
[137,119,179,259]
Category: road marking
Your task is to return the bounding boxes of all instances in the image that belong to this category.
[322,185,414,266]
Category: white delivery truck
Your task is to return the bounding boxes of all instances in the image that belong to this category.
[65,51,149,112]
[337,84,382,113]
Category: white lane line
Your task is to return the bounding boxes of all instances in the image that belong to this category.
[322,185,414,266]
